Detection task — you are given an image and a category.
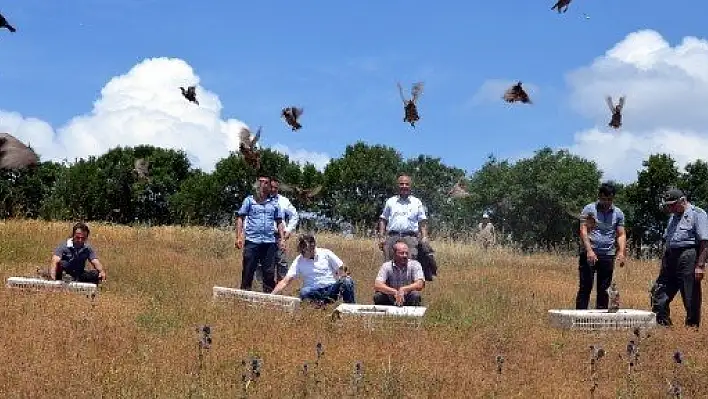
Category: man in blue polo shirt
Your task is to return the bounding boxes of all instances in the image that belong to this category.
[235,176,286,293]
[48,222,107,284]
[652,188,708,327]
[576,182,626,310]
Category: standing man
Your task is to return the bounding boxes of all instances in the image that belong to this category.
[235,176,286,293]
[652,188,708,327]
[576,182,626,310]
[378,174,429,261]
[476,213,496,249]
[269,177,299,281]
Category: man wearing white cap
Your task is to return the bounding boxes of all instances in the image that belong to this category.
[652,188,708,327]
[476,213,496,249]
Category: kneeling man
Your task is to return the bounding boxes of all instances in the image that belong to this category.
[48,222,106,284]
[272,233,355,304]
[373,240,424,306]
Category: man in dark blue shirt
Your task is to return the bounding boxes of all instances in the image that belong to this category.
[50,222,106,284]
[576,182,626,309]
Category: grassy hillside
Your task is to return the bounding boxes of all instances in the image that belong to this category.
[0,220,706,398]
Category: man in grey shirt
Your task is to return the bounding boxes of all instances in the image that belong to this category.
[652,188,708,327]
[576,182,626,310]
[373,240,425,306]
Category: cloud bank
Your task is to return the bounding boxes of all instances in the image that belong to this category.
[566,30,708,182]
[0,57,331,172]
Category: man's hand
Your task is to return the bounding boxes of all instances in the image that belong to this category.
[283,231,291,241]
[394,289,405,307]
[587,250,598,265]
[98,270,107,282]
[695,267,705,282]
[235,236,244,249]
[616,253,625,268]
[378,238,385,251]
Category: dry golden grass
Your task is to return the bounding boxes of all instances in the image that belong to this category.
[1,219,707,398]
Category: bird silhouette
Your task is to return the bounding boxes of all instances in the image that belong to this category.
[398,82,423,128]
[606,96,625,129]
[448,180,470,199]
[279,183,323,205]
[239,126,262,170]
[0,133,39,170]
[281,107,304,131]
[551,0,572,13]
[180,86,199,105]
[133,158,150,180]
[0,12,16,33]
[503,82,532,104]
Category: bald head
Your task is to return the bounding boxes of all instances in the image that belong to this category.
[397,174,411,197]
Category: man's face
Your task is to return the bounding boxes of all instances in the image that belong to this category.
[301,241,316,259]
[270,181,280,196]
[393,243,409,263]
[398,176,411,196]
[598,194,614,210]
[257,177,269,194]
[72,230,87,247]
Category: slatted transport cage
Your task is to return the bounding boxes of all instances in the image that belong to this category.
[334,303,427,330]
[548,309,657,331]
[212,286,301,312]
[6,277,98,295]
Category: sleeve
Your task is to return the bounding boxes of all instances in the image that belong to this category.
[53,244,65,257]
[274,203,284,221]
[580,204,594,217]
[282,197,299,233]
[418,200,428,221]
[695,210,708,241]
[325,249,344,272]
[375,263,388,283]
[87,246,98,261]
[380,199,391,220]
[616,209,625,227]
[285,257,299,279]
[411,260,425,281]
[237,197,251,217]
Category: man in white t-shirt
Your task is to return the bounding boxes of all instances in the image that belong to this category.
[378,174,430,261]
[272,233,356,304]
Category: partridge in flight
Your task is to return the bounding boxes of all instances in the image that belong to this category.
[398,82,423,128]
[281,107,304,131]
[551,0,572,13]
[0,133,39,170]
[180,86,199,105]
[503,82,532,104]
[239,126,262,170]
[606,96,625,129]
[0,12,16,33]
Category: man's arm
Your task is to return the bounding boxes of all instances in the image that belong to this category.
[87,247,106,280]
[271,276,294,295]
[418,219,428,241]
[693,211,708,278]
[282,199,299,236]
[374,265,397,295]
[235,197,251,248]
[400,262,425,293]
[50,254,61,279]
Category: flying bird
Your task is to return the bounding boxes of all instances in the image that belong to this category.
[239,126,262,170]
[0,133,39,170]
[606,96,625,129]
[503,82,532,104]
[0,12,16,33]
[180,86,199,105]
[279,183,323,205]
[449,180,470,199]
[398,82,423,127]
[281,107,304,131]
[551,0,572,13]
[134,158,150,180]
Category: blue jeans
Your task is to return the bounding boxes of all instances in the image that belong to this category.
[299,276,356,304]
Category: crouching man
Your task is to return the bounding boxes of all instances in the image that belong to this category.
[373,240,425,306]
[49,222,106,284]
[272,233,355,305]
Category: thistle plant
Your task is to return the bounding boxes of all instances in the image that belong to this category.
[192,325,212,398]
[241,355,262,398]
[495,355,505,374]
[589,344,605,397]
[607,282,620,313]
[347,361,364,396]
[667,350,683,398]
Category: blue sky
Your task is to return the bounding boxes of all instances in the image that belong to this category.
[2,1,708,178]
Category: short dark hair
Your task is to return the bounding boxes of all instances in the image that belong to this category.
[598,182,616,197]
[297,233,316,253]
[72,222,90,236]
[270,176,280,184]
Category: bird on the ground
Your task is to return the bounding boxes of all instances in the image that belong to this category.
[0,133,39,170]
[503,82,532,104]
[281,107,304,131]
[398,82,423,128]
[0,12,16,33]
[551,0,572,13]
[180,86,199,105]
[239,126,262,170]
[606,96,625,129]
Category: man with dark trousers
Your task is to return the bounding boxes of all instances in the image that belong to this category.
[652,188,708,327]
[576,182,626,310]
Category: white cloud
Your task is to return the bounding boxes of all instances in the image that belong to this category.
[0,57,327,172]
[470,79,540,106]
[271,144,331,171]
[566,29,708,182]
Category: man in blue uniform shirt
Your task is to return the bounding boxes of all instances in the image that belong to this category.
[652,188,708,327]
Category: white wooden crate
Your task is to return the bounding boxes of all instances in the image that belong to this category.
[212,286,301,312]
[334,303,427,330]
[6,277,98,295]
[548,309,657,331]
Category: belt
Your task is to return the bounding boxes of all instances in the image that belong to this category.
[667,245,698,252]
[388,231,418,237]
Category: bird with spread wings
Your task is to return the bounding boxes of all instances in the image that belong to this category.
[0,133,39,170]
[0,11,16,33]
[180,86,199,105]
[503,82,532,104]
[551,0,572,13]
[398,82,423,128]
[239,126,262,170]
[606,96,625,129]
[281,107,304,131]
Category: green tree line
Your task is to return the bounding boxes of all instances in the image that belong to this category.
[2,143,705,257]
